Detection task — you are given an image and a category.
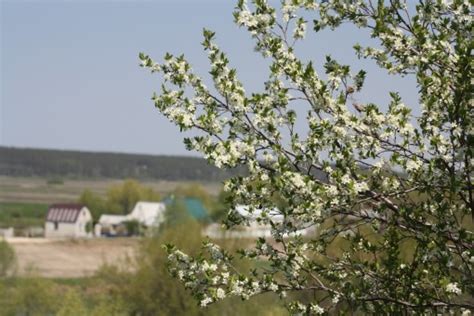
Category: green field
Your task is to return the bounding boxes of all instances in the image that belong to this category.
[0,202,49,229]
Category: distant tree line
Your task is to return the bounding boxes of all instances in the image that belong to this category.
[0,147,244,181]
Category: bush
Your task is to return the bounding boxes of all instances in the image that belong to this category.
[0,240,16,277]
[93,220,286,315]
[89,297,129,316]
[6,277,59,315]
[56,289,88,316]
[122,220,142,236]
[46,177,64,185]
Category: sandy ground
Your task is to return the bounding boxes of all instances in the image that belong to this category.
[7,237,139,278]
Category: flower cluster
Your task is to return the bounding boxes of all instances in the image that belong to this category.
[142,0,473,314]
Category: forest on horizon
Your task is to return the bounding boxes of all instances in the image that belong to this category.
[0,146,243,181]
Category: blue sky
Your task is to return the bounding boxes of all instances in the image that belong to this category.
[1,0,418,156]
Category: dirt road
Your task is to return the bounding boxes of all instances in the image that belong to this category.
[7,237,139,278]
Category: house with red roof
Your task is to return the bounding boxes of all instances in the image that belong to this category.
[44,203,93,238]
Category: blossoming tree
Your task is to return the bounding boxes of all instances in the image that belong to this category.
[140,0,473,314]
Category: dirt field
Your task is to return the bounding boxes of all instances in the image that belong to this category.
[0,176,222,204]
[7,237,140,278]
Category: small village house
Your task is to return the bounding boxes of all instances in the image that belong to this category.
[127,201,166,227]
[163,196,208,220]
[44,204,93,238]
[97,201,167,236]
[0,227,14,239]
[203,205,280,239]
[97,214,128,236]
[203,205,314,239]
[97,199,209,236]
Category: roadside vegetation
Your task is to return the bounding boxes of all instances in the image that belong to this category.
[0,240,16,277]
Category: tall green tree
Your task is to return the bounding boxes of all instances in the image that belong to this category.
[78,189,106,221]
[173,184,214,209]
[79,179,162,217]
[106,179,161,214]
[141,0,473,314]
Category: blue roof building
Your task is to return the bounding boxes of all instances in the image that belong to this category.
[163,196,209,220]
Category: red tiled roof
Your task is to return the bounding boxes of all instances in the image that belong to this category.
[46,203,85,223]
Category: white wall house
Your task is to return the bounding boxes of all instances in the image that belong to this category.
[44,204,93,238]
[127,201,166,227]
[203,205,314,239]
[203,205,280,239]
[96,201,167,236]
[0,227,14,239]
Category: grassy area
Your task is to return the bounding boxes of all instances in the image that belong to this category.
[0,202,49,229]
[0,175,221,204]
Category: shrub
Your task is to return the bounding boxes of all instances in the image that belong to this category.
[0,240,16,277]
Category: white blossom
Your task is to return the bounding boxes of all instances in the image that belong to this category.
[143,0,473,313]
[200,296,213,307]
[310,303,324,314]
[216,288,226,299]
[446,282,461,295]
